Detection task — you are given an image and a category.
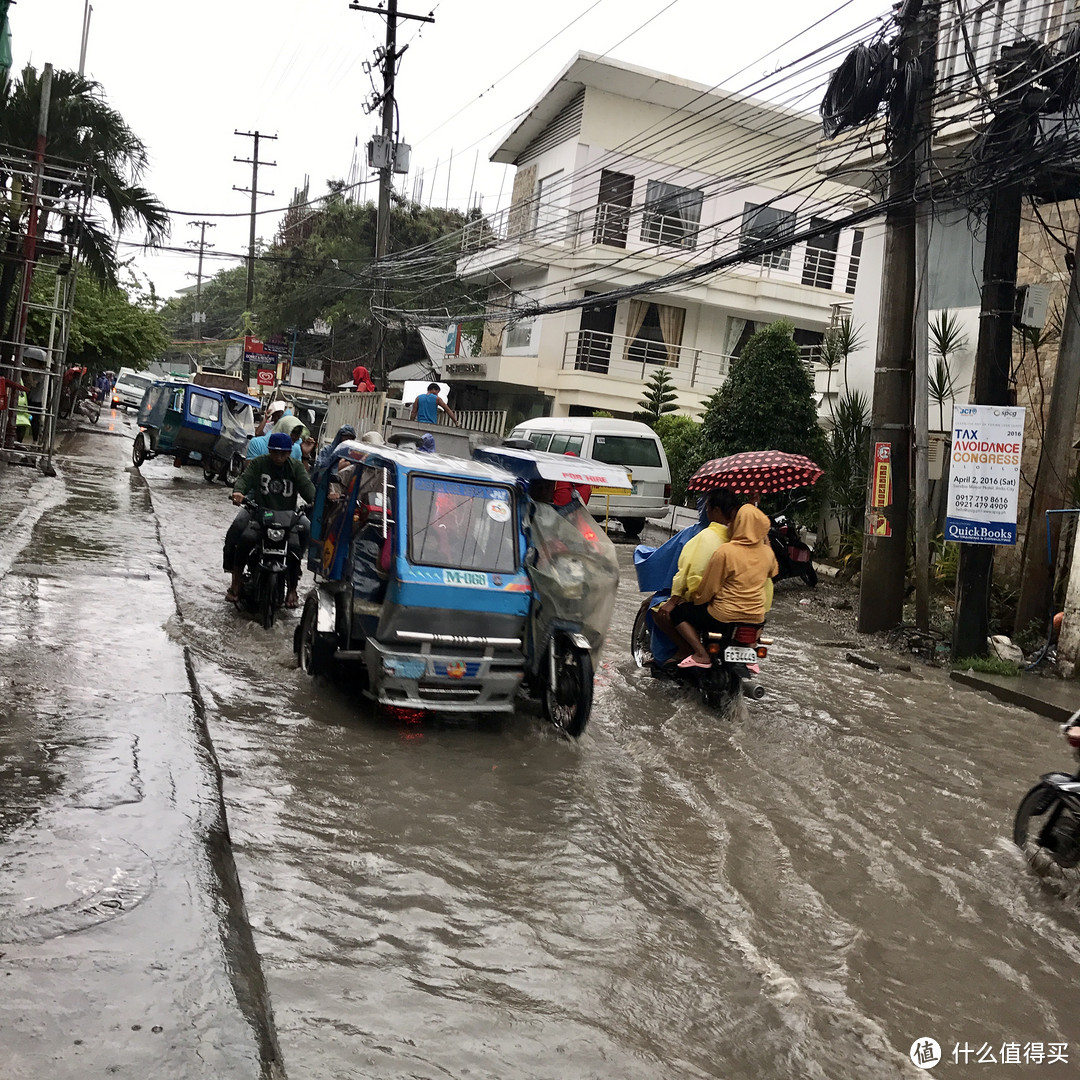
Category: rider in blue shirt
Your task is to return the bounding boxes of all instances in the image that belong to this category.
[247,417,307,461]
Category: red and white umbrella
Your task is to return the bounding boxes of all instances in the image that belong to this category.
[687,450,823,496]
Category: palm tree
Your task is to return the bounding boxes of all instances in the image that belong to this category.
[928,309,967,431]
[0,64,169,346]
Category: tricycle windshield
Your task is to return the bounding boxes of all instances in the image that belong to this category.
[408,475,518,573]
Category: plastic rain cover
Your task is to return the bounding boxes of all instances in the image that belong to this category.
[526,502,620,651]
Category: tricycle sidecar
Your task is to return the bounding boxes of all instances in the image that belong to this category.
[297,441,532,715]
[133,381,257,483]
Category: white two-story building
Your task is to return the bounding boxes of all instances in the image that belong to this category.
[450,53,870,425]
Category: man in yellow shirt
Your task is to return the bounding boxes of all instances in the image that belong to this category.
[652,487,739,653]
[675,503,779,669]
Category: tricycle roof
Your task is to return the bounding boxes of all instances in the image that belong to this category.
[330,439,520,486]
[148,379,259,409]
[473,445,633,493]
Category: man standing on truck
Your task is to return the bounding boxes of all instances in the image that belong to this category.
[410,383,459,426]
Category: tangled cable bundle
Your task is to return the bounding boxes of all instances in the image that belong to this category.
[888,56,923,142]
[1041,25,1080,114]
[821,40,895,138]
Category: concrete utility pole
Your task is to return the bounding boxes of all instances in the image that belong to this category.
[233,129,276,379]
[857,0,926,633]
[951,185,1023,657]
[78,1,92,75]
[1014,228,1080,636]
[186,220,215,366]
[912,1,941,633]
[350,0,434,386]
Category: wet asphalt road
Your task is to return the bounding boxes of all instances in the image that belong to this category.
[7,418,1080,1078]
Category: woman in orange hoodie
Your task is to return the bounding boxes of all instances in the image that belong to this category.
[673,502,778,669]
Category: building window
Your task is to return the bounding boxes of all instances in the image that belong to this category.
[506,317,534,350]
[740,202,796,270]
[802,217,839,289]
[641,181,703,250]
[594,169,634,248]
[624,300,685,367]
[846,229,864,295]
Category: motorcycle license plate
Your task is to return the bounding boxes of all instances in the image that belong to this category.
[788,546,809,562]
[724,646,757,664]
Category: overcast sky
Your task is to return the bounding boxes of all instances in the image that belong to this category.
[9,0,888,301]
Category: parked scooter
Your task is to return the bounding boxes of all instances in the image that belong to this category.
[1014,708,1080,870]
[769,497,816,586]
[234,497,310,629]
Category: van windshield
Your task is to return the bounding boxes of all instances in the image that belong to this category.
[408,476,517,573]
[591,435,662,469]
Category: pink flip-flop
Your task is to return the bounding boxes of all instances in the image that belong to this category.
[677,656,711,670]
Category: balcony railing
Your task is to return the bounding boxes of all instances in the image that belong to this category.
[562,330,733,393]
[462,198,861,296]
[562,330,820,391]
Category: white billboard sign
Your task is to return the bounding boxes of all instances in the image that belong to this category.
[945,404,1025,545]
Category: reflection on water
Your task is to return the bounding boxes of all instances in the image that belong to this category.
[150,474,1080,1079]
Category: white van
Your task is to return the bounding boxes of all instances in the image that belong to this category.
[111,367,155,410]
[506,417,670,536]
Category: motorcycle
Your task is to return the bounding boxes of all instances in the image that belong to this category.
[234,497,309,629]
[1013,709,1080,871]
[769,497,816,587]
[630,591,768,709]
[63,380,101,424]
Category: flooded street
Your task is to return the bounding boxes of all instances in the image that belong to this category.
[8,427,1080,1078]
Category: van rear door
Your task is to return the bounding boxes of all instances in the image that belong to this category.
[589,431,669,517]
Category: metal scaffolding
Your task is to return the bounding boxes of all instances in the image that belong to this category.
[0,148,92,471]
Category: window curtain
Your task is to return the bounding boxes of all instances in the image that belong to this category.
[622,299,649,360]
[657,304,685,367]
[724,317,747,358]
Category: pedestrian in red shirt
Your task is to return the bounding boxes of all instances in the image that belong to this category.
[352,364,375,392]
[552,451,592,509]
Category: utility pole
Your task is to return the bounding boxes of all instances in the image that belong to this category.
[952,40,1044,658]
[78,1,92,75]
[951,185,1022,657]
[1014,228,1080,636]
[350,0,434,386]
[857,0,926,633]
[233,130,276,382]
[913,1,942,632]
[186,220,215,368]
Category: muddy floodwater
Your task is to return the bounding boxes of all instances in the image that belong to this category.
[24,428,1080,1078]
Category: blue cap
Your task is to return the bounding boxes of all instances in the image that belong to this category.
[268,432,292,452]
[418,433,436,453]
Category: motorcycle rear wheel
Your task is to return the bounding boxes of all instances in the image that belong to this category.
[1014,783,1080,868]
[700,665,739,711]
[132,432,147,467]
[802,564,818,587]
[542,639,593,738]
[86,400,101,424]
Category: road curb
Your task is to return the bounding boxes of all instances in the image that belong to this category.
[139,466,287,1079]
[949,669,1076,723]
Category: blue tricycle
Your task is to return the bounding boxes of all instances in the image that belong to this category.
[132,380,258,484]
[295,439,629,736]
